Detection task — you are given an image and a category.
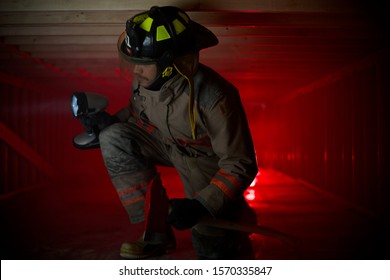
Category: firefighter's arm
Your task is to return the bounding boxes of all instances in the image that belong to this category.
[194,90,258,217]
[114,105,131,122]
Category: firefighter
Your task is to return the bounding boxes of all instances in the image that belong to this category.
[99,6,258,259]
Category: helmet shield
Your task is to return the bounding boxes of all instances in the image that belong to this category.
[117,32,135,82]
[117,32,158,66]
[117,32,159,84]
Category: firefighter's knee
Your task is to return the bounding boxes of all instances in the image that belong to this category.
[99,122,122,149]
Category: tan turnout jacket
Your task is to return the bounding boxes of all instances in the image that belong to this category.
[117,63,258,217]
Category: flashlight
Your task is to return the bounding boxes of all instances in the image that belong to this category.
[71,92,115,149]
[71,92,109,118]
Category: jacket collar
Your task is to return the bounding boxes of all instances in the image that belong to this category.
[138,73,187,104]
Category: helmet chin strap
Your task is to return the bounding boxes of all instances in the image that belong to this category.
[143,52,199,141]
[173,53,199,140]
[144,50,176,91]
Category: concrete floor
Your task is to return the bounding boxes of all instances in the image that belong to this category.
[1,167,389,260]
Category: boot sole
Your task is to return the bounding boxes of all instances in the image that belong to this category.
[120,244,176,259]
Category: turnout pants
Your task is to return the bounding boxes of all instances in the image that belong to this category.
[99,122,255,259]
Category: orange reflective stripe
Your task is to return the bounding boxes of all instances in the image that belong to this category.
[176,135,211,147]
[121,195,144,206]
[118,182,147,206]
[211,177,234,198]
[210,170,242,198]
[117,182,147,197]
[130,109,158,134]
[218,170,242,188]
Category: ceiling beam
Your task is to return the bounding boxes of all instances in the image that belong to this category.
[0,10,377,26]
[0,0,367,13]
[3,34,380,47]
[11,43,374,55]
[0,24,382,39]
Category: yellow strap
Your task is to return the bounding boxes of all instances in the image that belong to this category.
[173,63,196,140]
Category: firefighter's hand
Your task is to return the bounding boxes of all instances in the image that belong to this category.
[79,111,119,133]
[167,198,209,230]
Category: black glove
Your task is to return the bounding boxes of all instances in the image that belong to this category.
[167,198,209,230]
[73,111,119,149]
[79,111,119,135]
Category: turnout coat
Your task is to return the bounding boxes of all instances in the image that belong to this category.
[117,63,258,220]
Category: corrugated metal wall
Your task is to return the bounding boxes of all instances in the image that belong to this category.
[0,83,68,197]
[0,41,126,199]
[255,52,389,218]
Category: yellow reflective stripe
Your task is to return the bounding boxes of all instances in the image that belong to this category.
[139,17,153,32]
[132,13,149,24]
[172,18,186,35]
[178,11,189,23]
[156,25,171,41]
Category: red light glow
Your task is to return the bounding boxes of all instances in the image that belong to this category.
[245,189,256,201]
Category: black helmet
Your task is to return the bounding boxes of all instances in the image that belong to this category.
[118,6,218,66]
[118,6,218,137]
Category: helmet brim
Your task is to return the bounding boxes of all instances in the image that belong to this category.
[191,20,219,50]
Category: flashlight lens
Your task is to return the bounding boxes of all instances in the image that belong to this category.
[72,95,79,117]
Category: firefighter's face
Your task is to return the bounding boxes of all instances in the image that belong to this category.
[133,63,158,88]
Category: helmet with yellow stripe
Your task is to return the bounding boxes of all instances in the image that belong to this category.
[118,6,218,137]
[118,6,218,69]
